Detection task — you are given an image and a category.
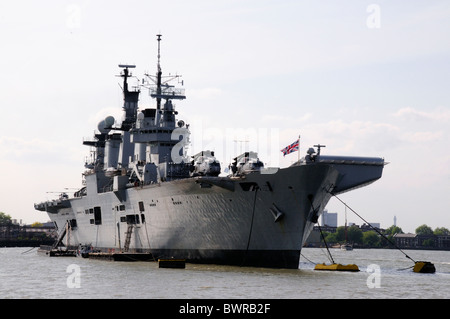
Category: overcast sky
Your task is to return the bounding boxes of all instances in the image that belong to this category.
[0,0,449,233]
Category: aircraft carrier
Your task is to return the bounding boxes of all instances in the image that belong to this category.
[35,35,385,268]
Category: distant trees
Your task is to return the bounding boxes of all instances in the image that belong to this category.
[347,225,363,244]
[413,225,450,248]
[414,225,450,236]
[434,227,450,236]
[31,222,43,227]
[0,212,46,227]
[416,224,433,236]
[320,223,449,248]
[0,212,12,225]
[363,231,380,247]
[324,225,365,246]
[385,225,403,236]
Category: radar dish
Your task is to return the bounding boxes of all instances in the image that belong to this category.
[118,64,136,69]
[97,120,109,134]
[104,116,115,127]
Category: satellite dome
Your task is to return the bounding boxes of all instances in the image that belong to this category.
[104,116,115,127]
[97,120,108,133]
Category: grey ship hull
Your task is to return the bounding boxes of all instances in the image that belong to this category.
[34,42,385,268]
[36,158,383,269]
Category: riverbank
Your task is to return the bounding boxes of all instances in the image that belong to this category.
[0,239,54,247]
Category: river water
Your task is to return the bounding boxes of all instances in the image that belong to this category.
[1,247,449,299]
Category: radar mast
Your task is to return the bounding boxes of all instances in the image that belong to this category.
[142,34,186,106]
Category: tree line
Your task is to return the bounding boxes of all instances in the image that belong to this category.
[322,224,450,248]
[0,212,43,227]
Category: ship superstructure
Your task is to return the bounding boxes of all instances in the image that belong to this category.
[35,35,385,268]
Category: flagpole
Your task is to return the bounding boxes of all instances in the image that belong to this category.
[298,135,301,163]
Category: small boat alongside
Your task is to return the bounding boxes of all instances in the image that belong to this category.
[340,243,353,251]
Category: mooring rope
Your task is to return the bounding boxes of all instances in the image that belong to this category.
[332,193,416,264]
[240,186,259,267]
[317,223,335,264]
[307,193,336,264]
[300,253,316,264]
[21,247,37,254]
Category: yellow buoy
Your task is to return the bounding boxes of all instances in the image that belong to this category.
[314,263,360,272]
[413,261,435,273]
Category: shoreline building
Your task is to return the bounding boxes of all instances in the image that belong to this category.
[321,210,338,227]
